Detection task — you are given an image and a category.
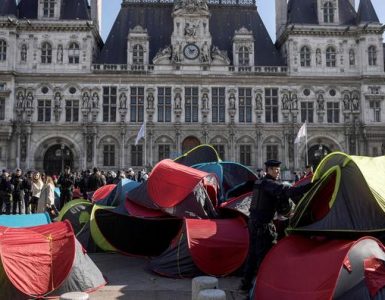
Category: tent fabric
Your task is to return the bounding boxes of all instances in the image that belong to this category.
[111,178,141,207]
[125,197,167,218]
[57,199,93,235]
[288,153,385,236]
[0,221,75,298]
[150,217,249,277]
[174,144,221,166]
[0,213,51,227]
[254,235,385,300]
[126,180,162,211]
[92,184,117,203]
[219,192,253,217]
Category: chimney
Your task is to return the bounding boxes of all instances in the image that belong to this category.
[91,0,102,32]
[275,0,288,40]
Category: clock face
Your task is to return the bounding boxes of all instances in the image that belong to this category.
[183,44,200,60]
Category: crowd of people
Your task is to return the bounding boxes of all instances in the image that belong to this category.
[0,166,149,217]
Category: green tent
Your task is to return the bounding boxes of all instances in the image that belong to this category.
[288,152,385,237]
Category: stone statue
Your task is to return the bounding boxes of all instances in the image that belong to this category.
[316,49,321,65]
[229,94,236,109]
[352,95,359,110]
[16,91,24,108]
[281,94,289,110]
[57,45,63,63]
[202,93,208,110]
[343,94,350,110]
[175,93,181,109]
[54,92,61,108]
[173,42,182,63]
[25,92,33,108]
[184,21,199,37]
[255,93,263,110]
[317,93,325,111]
[291,93,298,110]
[119,93,127,109]
[200,42,210,63]
[147,93,154,109]
[92,92,99,108]
[82,92,90,109]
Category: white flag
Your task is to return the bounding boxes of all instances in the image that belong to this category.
[294,123,307,144]
[135,122,146,145]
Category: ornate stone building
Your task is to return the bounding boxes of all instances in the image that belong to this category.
[0,0,384,175]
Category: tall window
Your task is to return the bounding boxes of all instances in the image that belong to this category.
[265,88,278,123]
[326,47,336,67]
[131,145,143,166]
[133,44,144,65]
[185,87,199,123]
[327,102,339,123]
[68,42,80,64]
[20,44,27,63]
[103,86,117,122]
[266,145,278,161]
[300,102,314,123]
[41,42,52,64]
[239,46,250,66]
[65,100,79,122]
[212,87,225,123]
[103,144,115,166]
[157,87,171,122]
[238,88,252,123]
[158,144,170,161]
[323,1,334,23]
[370,101,381,122]
[0,40,7,61]
[368,46,377,66]
[349,49,355,66]
[240,145,251,166]
[37,100,51,122]
[0,97,5,120]
[213,144,225,161]
[43,0,55,17]
[300,46,311,67]
[130,87,144,122]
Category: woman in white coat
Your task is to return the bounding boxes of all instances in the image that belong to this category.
[37,175,55,215]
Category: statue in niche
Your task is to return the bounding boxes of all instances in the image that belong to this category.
[291,93,298,110]
[202,93,208,110]
[54,92,61,108]
[147,93,154,109]
[349,49,355,66]
[352,94,359,110]
[255,93,263,110]
[25,92,33,108]
[343,94,350,110]
[172,42,182,63]
[57,45,63,63]
[82,92,90,109]
[317,93,325,111]
[200,42,210,63]
[174,93,181,109]
[184,21,199,37]
[92,92,99,108]
[119,93,127,109]
[16,91,24,109]
[229,94,236,109]
[316,49,321,65]
[281,94,289,110]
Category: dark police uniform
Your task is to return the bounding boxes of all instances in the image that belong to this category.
[57,167,75,210]
[241,160,313,292]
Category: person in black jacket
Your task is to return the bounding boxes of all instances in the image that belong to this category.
[0,170,13,215]
[240,159,314,293]
[11,168,24,214]
[87,167,105,194]
[57,165,75,210]
[22,171,32,214]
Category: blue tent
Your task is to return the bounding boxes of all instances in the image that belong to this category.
[0,213,51,227]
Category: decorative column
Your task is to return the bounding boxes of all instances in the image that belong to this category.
[120,126,126,169]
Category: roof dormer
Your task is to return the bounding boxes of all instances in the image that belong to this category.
[317,0,339,25]
[38,0,61,20]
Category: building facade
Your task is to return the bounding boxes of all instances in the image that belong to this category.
[0,0,384,175]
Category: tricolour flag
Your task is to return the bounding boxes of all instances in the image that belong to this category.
[294,122,307,144]
[135,122,146,145]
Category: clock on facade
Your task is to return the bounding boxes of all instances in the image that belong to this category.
[183,43,200,60]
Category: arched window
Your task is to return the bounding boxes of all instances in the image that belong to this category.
[0,40,7,61]
[43,0,56,18]
[323,1,334,23]
[239,46,250,66]
[68,42,80,64]
[132,44,144,65]
[326,46,336,67]
[21,44,27,63]
[41,42,52,64]
[300,46,311,67]
[368,46,377,66]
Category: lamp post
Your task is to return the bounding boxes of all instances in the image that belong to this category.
[61,144,65,174]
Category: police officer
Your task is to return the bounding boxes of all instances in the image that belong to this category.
[11,168,24,214]
[57,165,75,210]
[0,170,13,215]
[240,159,314,293]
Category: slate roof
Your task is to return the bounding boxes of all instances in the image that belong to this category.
[96,2,284,66]
[356,0,380,24]
[287,0,358,25]
[0,0,17,16]
[17,0,91,20]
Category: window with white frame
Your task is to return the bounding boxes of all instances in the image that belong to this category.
[37,100,52,122]
[323,1,334,23]
[157,87,171,122]
[211,87,225,123]
[68,42,80,64]
[326,46,336,67]
[0,40,7,61]
[368,46,377,66]
[130,86,144,122]
[103,144,115,167]
[240,145,251,166]
[369,101,381,122]
[65,100,79,122]
[327,101,339,123]
[300,46,311,67]
[238,46,250,66]
[41,42,52,64]
[103,86,117,122]
[300,102,314,123]
[131,145,143,166]
[133,44,144,65]
[43,0,56,17]
[265,88,278,123]
[238,88,252,123]
[185,87,199,123]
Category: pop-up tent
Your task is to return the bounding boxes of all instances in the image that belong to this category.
[0,221,106,299]
[150,216,249,278]
[57,199,94,234]
[288,153,385,237]
[92,184,117,203]
[174,144,221,166]
[0,212,51,227]
[254,235,385,300]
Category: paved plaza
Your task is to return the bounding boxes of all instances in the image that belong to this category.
[88,253,243,300]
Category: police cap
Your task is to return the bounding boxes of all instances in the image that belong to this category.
[264,159,282,167]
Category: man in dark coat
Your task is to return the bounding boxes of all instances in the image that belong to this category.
[240,159,314,293]
[57,165,75,210]
[0,170,13,215]
[11,168,24,214]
